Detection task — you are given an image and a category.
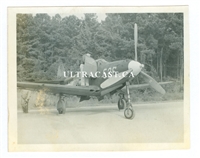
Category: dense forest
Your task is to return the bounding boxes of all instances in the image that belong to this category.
[17,13,184,86]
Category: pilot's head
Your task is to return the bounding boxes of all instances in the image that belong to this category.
[86,53,91,57]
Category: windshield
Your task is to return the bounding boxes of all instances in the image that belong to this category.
[96,59,108,63]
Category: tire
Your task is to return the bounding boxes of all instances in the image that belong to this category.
[62,106,66,114]
[124,108,135,119]
[57,99,65,114]
[22,105,28,113]
[58,106,66,114]
[118,99,126,110]
[58,109,63,114]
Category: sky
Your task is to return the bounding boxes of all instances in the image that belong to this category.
[34,13,107,22]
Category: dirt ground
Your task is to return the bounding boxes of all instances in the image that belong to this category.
[18,101,184,144]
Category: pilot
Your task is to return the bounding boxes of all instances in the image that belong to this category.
[80,53,91,86]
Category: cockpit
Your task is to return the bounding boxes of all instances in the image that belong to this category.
[96,59,108,66]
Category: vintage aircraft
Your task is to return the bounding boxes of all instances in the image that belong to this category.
[17,24,168,119]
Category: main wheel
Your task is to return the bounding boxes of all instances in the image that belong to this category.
[57,98,65,114]
[118,98,126,110]
[22,104,28,113]
[57,106,66,114]
[58,108,63,114]
[124,108,135,119]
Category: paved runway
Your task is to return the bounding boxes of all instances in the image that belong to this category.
[18,101,184,144]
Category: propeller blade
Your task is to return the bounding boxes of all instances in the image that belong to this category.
[134,23,138,61]
[140,71,166,95]
[100,69,133,89]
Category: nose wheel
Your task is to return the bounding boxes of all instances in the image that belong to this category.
[124,82,135,119]
[124,103,134,119]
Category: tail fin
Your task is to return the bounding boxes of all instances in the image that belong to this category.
[57,64,65,79]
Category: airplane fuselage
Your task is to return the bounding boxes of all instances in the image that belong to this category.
[89,59,131,87]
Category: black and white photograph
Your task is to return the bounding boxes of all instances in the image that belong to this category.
[7,6,189,151]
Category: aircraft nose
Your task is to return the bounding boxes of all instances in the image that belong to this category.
[128,60,144,75]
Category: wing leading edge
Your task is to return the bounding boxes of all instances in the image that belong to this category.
[122,81,173,91]
[17,82,100,96]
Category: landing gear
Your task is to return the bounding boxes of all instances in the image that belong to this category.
[124,103,134,119]
[118,99,126,110]
[57,93,66,114]
[124,82,135,119]
[21,91,30,113]
[124,107,134,119]
[58,108,65,114]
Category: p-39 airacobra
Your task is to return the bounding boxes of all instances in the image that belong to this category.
[17,24,168,119]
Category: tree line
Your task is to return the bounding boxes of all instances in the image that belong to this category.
[17,13,184,85]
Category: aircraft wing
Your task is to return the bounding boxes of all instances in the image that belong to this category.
[123,81,173,90]
[27,77,74,85]
[17,82,100,96]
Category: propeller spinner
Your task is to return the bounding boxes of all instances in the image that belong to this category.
[128,60,144,76]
